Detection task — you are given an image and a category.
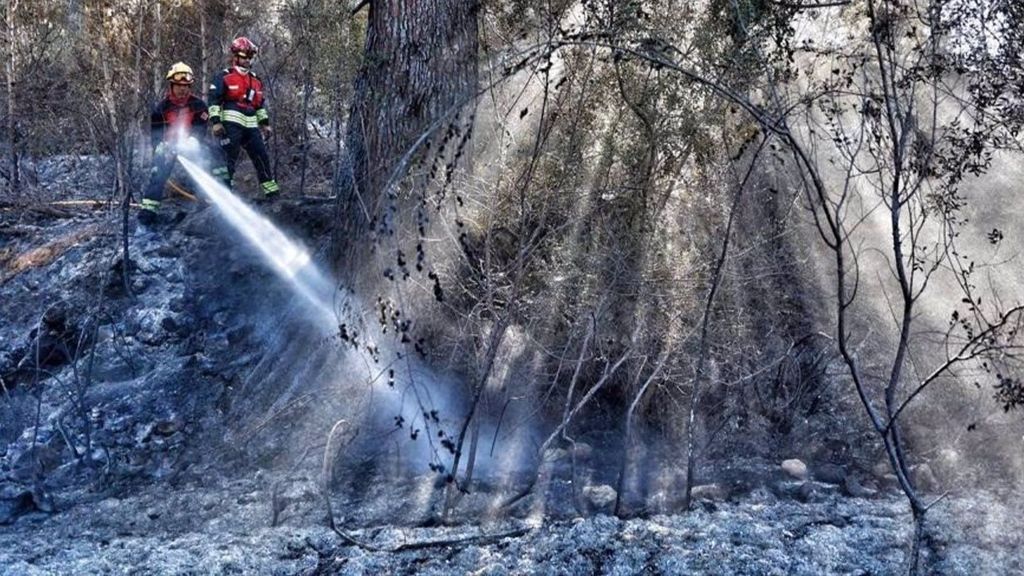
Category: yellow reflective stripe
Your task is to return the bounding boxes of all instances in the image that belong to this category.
[221,109,259,128]
[141,198,161,211]
[261,180,280,194]
[208,105,221,118]
[256,109,269,122]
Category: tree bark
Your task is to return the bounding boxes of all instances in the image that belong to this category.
[198,0,208,91]
[5,0,20,196]
[335,0,479,275]
[149,0,162,97]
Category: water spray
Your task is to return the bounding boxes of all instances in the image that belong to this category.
[174,157,537,486]
[174,156,473,473]
[176,156,334,321]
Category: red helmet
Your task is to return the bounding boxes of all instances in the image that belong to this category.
[229,36,258,58]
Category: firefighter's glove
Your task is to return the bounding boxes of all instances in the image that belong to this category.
[211,123,226,138]
[259,125,272,140]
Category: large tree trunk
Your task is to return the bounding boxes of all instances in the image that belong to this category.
[335,0,479,276]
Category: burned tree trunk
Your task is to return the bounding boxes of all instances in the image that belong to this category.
[5,0,20,196]
[335,0,479,274]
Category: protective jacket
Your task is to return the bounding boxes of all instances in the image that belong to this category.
[150,92,209,147]
[141,91,213,213]
[207,66,278,196]
[208,67,270,128]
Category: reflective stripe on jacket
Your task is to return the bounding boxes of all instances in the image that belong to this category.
[208,67,270,128]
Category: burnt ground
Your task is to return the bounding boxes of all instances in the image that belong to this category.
[1,187,1023,575]
[0,466,1021,575]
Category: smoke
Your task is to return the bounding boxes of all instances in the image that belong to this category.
[787,9,1024,489]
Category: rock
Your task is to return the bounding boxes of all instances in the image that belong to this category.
[843,475,878,499]
[156,244,180,258]
[769,480,803,499]
[41,303,70,328]
[797,481,819,502]
[0,491,36,525]
[11,443,64,481]
[647,490,677,513]
[932,448,961,482]
[135,420,182,444]
[872,460,892,480]
[95,325,114,345]
[138,310,174,345]
[542,448,568,463]
[570,442,594,461]
[813,463,846,485]
[781,459,808,480]
[913,464,940,493]
[582,484,617,513]
[160,316,179,333]
[31,483,55,514]
[140,238,169,257]
[690,483,728,502]
[134,255,158,274]
[153,419,182,436]
[797,481,835,503]
[124,453,149,476]
[136,423,154,444]
[168,296,186,313]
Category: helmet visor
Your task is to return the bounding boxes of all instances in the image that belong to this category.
[169,72,194,85]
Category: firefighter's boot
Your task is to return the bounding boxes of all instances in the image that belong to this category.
[260,179,280,201]
[138,199,160,226]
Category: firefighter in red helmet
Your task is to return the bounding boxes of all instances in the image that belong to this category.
[207,36,280,199]
[139,62,212,226]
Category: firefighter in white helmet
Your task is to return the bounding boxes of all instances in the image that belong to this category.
[139,62,213,226]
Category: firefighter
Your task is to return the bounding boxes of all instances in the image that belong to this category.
[207,36,280,199]
[139,62,211,226]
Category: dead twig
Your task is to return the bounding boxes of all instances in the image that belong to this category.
[320,419,380,551]
[391,527,530,552]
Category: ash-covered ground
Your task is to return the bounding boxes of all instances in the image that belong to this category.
[1,179,1022,575]
[1,466,1021,575]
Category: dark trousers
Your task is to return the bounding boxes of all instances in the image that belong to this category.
[143,142,225,205]
[218,122,274,188]
[142,152,177,204]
